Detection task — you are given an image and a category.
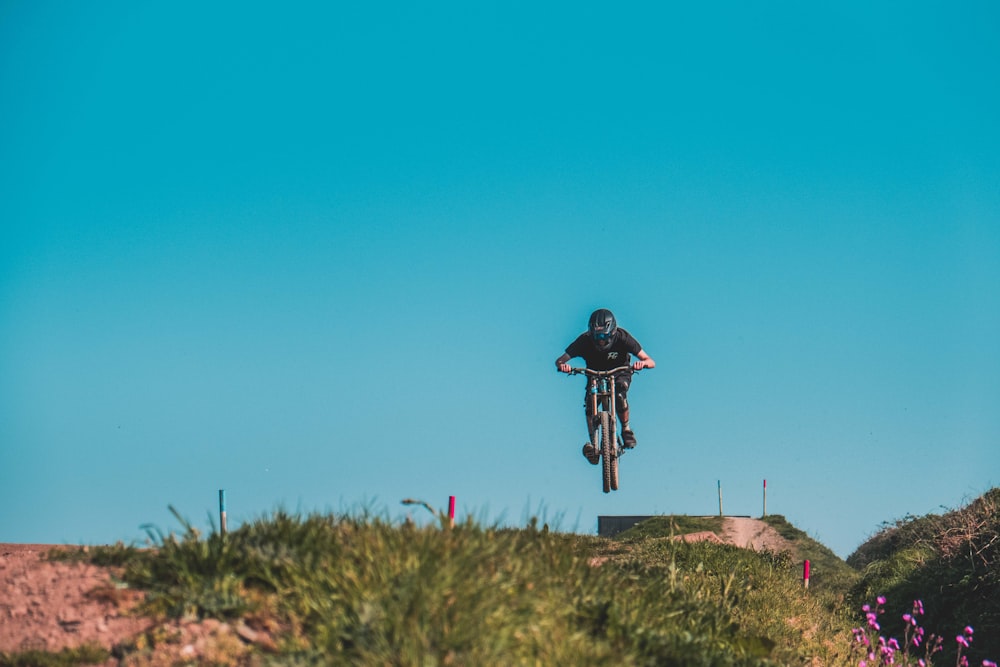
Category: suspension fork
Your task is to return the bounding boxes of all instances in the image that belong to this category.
[587,377,599,429]
[608,374,617,429]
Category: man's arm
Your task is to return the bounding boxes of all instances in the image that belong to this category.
[555,352,572,373]
[633,350,655,371]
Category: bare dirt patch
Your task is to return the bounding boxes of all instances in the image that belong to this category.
[661,518,795,554]
[1,544,281,664]
[0,544,152,655]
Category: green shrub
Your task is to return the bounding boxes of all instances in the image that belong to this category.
[70,509,857,665]
[849,488,1000,665]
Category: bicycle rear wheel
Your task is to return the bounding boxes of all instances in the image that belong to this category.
[600,411,613,493]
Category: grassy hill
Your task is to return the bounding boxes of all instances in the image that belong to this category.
[7,490,998,666]
[846,488,1000,665]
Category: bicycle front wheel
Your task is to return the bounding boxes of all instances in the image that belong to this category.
[610,433,620,491]
[600,411,613,494]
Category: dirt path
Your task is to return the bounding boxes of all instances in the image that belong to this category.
[720,517,796,556]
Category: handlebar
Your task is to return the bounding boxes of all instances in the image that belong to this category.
[566,366,643,376]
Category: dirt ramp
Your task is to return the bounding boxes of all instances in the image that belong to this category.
[720,518,795,555]
[670,531,725,544]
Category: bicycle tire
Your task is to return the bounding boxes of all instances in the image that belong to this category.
[590,413,601,452]
[601,411,613,493]
[610,433,620,491]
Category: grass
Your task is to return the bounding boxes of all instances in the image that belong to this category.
[19,490,999,666]
[0,645,108,667]
[44,509,847,665]
[123,510,796,664]
[760,514,860,592]
[847,488,1000,666]
[614,514,725,540]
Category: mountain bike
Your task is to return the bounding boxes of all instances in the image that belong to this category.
[568,366,642,493]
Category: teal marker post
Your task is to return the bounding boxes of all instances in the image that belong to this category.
[219,489,228,536]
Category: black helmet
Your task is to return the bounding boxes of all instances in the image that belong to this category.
[588,308,617,351]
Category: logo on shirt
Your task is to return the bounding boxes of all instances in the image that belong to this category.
[607,352,619,359]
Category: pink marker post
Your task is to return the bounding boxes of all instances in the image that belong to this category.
[448,495,456,528]
[803,559,811,589]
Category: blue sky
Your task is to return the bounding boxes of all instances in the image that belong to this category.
[2,1,998,558]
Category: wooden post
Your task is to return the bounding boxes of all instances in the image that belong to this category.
[718,480,723,517]
[763,479,767,518]
[803,560,811,589]
[219,489,227,536]
[448,495,456,528]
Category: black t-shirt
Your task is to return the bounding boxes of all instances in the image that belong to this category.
[565,328,643,371]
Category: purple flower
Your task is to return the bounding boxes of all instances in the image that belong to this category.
[877,596,886,605]
[965,626,974,635]
[958,635,970,648]
[982,661,997,667]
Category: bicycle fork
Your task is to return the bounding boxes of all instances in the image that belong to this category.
[587,376,622,456]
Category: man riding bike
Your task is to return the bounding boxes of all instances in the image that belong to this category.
[555,308,655,464]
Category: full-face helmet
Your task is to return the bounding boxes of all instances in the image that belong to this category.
[588,308,617,351]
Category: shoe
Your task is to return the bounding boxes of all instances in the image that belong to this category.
[582,443,600,465]
[622,428,637,449]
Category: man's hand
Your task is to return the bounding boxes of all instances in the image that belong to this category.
[555,353,573,373]
[633,351,655,371]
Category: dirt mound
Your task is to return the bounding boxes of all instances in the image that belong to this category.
[720,517,796,555]
[670,530,725,544]
[663,518,794,554]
